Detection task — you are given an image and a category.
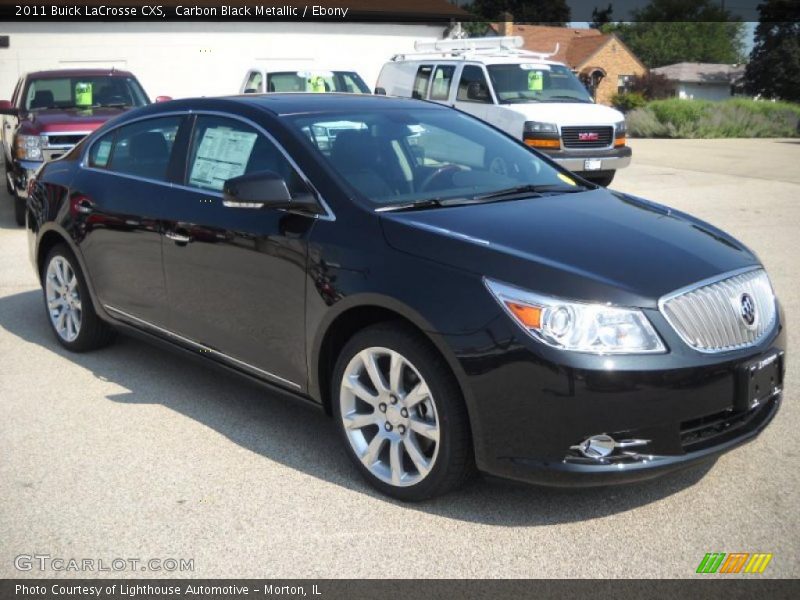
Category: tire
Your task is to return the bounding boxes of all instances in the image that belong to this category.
[13,194,25,226]
[332,322,474,501]
[583,170,615,187]
[42,244,116,352]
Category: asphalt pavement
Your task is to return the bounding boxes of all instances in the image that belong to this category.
[0,138,798,578]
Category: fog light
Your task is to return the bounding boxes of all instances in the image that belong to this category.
[570,434,650,459]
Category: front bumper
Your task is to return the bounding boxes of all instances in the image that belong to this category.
[542,145,632,173]
[8,159,43,199]
[446,314,786,488]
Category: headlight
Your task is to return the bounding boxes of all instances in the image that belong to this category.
[524,121,558,134]
[614,120,627,135]
[484,278,666,354]
[15,135,44,161]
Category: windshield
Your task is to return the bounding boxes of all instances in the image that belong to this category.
[266,71,370,94]
[487,64,593,104]
[285,108,580,208]
[24,76,149,111]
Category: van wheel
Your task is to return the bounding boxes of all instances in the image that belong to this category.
[14,194,25,226]
[42,244,116,351]
[584,170,615,187]
[332,323,474,501]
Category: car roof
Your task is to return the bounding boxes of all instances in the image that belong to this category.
[144,93,446,117]
[25,69,136,79]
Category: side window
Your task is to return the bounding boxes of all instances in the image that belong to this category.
[412,65,433,99]
[430,65,455,101]
[244,71,263,93]
[88,131,115,168]
[11,78,23,105]
[186,115,307,196]
[107,116,181,181]
[457,65,492,104]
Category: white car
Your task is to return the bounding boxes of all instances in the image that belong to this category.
[239,67,371,95]
[376,36,631,187]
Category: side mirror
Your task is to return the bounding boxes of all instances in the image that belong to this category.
[0,100,18,115]
[374,87,387,96]
[222,170,321,214]
[467,81,490,103]
[155,95,173,103]
[244,88,259,94]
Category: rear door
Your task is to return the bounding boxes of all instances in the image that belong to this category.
[72,114,189,327]
[160,113,315,390]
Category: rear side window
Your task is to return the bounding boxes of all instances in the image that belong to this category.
[107,116,181,181]
[244,71,263,93]
[430,66,455,101]
[412,65,433,99]
[88,131,115,168]
[186,115,306,195]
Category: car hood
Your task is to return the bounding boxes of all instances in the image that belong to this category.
[504,101,623,126]
[380,190,758,308]
[22,107,132,134]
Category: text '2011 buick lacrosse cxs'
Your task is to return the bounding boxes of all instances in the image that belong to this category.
[25,94,785,500]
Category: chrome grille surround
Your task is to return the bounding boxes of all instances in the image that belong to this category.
[658,267,777,353]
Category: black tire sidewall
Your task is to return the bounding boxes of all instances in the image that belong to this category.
[331,324,471,501]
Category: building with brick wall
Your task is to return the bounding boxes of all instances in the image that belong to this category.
[493,20,647,106]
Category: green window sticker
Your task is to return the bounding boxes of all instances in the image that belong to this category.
[527,71,543,91]
[75,82,93,107]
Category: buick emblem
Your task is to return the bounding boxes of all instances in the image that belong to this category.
[740,293,757,328]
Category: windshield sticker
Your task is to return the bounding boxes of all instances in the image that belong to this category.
[189,127,258,190]
[527,71,544,91]
[75,82,92,107]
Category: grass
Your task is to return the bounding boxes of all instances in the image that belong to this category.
[626,98,800,138]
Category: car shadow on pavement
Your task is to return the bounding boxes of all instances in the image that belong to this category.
[0,289,715,526]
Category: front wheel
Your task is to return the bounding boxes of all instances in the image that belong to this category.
[42,244,116,351]
[332,323,474,501]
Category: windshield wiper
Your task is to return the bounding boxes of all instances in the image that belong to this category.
[472,183,590,202]
[96,102,131,108]
[548,96,591,103]
[376,198,448,212]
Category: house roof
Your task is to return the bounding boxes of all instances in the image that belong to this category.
[491,24,608,67]
[651,62,746,84]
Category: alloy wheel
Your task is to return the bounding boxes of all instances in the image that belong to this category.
[45,256,82,342]
[339,346,440,487]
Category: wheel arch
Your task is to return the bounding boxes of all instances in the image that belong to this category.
[311,296,473,421]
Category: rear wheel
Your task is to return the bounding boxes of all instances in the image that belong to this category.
[332,323,474,501]
[13,194,25,226]
[42,244,116,351]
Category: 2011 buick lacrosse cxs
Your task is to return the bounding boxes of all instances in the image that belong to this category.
[25,94,786,501]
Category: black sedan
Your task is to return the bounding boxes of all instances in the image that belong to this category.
[25,94,786,500]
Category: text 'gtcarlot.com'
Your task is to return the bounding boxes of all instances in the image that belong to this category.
[14,554,194,572]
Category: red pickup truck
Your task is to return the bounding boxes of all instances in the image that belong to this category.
[1,69,165,226]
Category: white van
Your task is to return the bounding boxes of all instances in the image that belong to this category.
[375,36,631,186]
[240,66,371,95]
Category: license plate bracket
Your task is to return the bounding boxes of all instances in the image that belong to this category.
[736,352,783,412]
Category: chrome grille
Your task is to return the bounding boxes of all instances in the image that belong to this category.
[660,269,776,353]
[560,126,613,149]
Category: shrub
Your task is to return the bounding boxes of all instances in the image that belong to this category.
[611,91,647,113]
[626,72,673,100]
[626,98,800,138]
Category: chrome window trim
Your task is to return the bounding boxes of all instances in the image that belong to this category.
[104,305,302,390]
[657,265,778,354]
[79,108,336,221]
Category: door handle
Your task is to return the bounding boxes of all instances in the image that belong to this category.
[165,231,192,244]
[74,198,94,214]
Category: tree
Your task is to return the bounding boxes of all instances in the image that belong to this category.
[626,72,673,99]
[467,0,571,25]
[745,0,800,101]
[590,4,613,29]
[603,0,746,68]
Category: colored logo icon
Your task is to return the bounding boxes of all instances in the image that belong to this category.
[696,553,773,574]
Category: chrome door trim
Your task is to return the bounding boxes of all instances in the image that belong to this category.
[104,304,302,390]
[79,108,336,221]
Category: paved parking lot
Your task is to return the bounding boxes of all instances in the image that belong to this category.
[1,138,798,579]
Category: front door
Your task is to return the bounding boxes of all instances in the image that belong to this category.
[161,114,314,390]
[453,64,495,123]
